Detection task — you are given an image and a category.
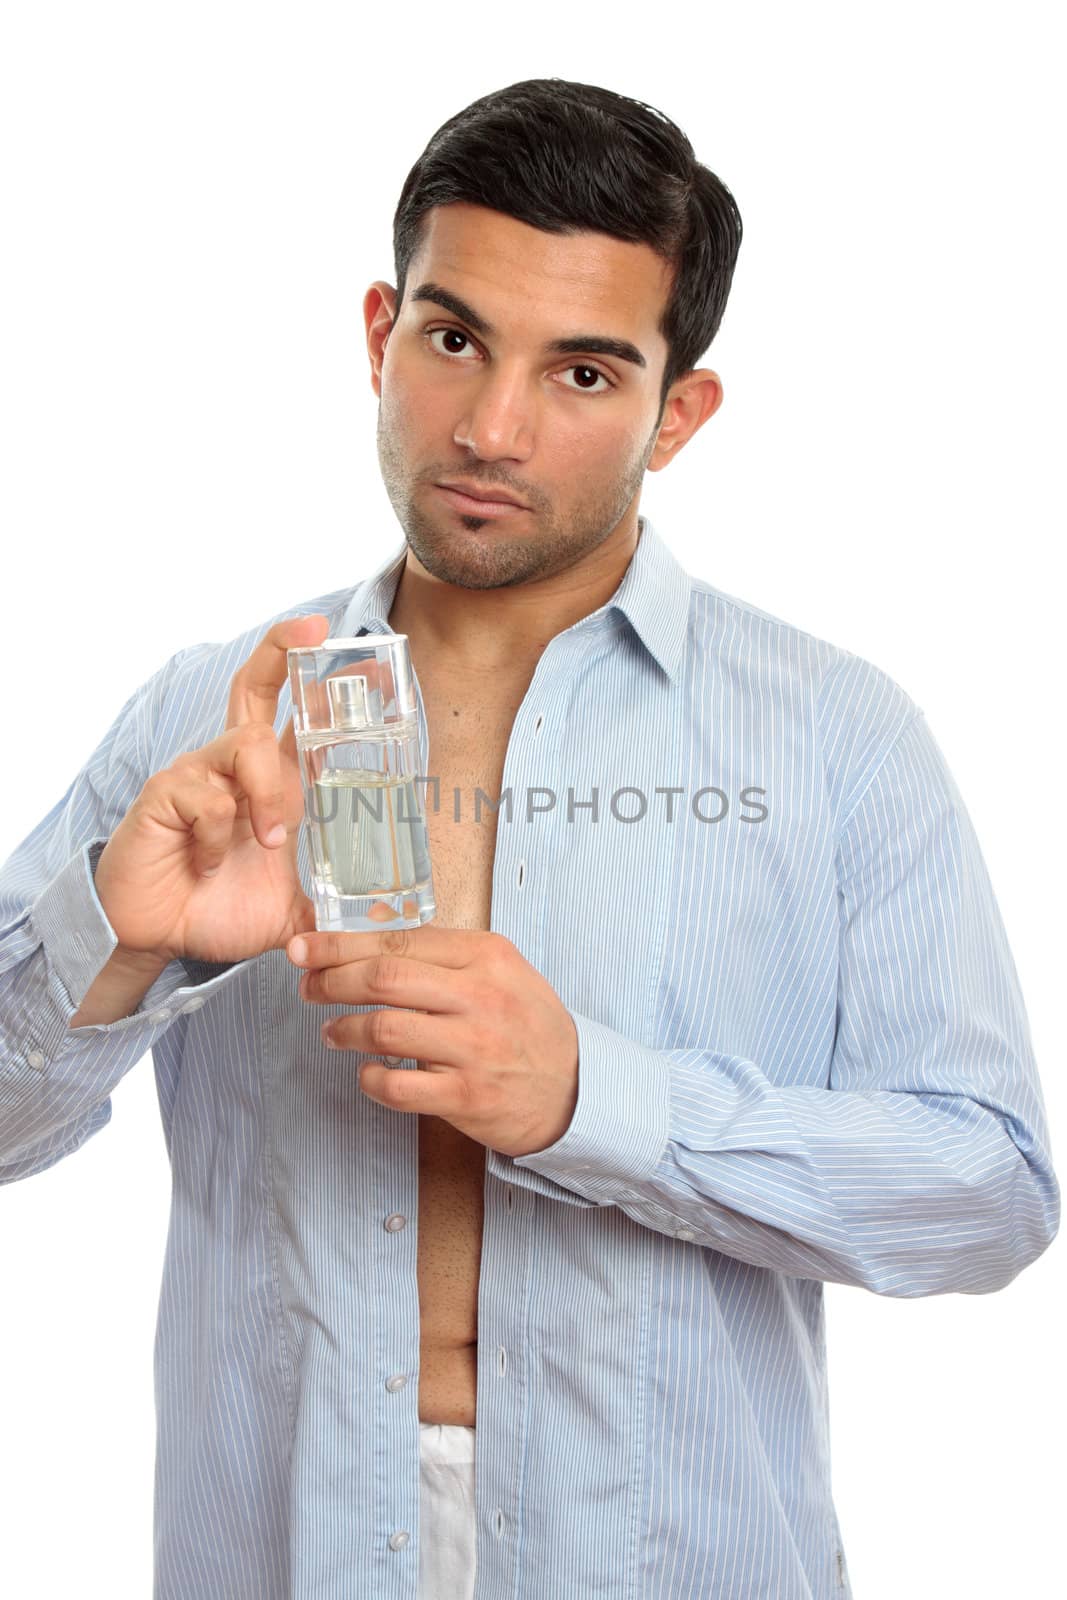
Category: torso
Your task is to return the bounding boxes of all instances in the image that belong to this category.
[409,648,534,1426]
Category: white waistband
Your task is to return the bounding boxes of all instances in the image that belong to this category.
[419,1421,477,1466]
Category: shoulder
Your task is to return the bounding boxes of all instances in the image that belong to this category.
[687,574,917,712]
[684,576,922,821]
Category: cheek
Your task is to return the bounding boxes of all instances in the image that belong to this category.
[382,359,441,441]
[559,413,643,470]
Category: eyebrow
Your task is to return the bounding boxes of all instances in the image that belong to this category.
[409,281,648,371]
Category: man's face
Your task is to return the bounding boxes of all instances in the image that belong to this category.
[367,202,676,591]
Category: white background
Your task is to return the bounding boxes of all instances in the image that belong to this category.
[1,3,1063,1595]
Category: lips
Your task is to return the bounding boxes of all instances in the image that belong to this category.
[436,480,528,509]
[433,483,530,517]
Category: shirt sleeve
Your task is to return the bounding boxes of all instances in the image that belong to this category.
[0,659,255,1184]
[487,711,1061,1297]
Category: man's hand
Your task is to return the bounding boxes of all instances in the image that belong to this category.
[91,613,331,965]
[287,926,580,1158]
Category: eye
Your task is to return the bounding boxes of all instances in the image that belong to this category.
[557,363,613,395]
[424,327,614,395]
[427,327,478,361]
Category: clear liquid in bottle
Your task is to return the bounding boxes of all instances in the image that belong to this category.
[311,765,432,900]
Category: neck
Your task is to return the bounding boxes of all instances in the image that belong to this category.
[387,514,642,675]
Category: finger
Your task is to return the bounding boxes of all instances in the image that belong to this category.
[288,923,492,972]
[193,724,290,849]
[225,614,331,733]
[302,953,468,1013]
[158,773,238,877]
[358,1060,466,1116]
[327,1010,467,1068]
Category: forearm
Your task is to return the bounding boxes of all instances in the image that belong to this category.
[491,1012,1061,1297]
[2,842,247,1181]
[69,946,170,1028]
[0,929,250,1181]
[497,711,1061,1294]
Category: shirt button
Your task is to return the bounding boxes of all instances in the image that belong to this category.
[676,1228,696,1241]
[385,1374,408,1392]
[26,1049,45,1071]
[183,997,206,1013]
[388,1530,410,1551]
[148,1008,172,1024]
[384,1214,408,1232]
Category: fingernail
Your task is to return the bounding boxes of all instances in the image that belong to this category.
[266,823,287,846]
[288,937,308,964]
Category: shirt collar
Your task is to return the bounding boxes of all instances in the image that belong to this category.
[336,535,409,638]
[336,512,691,687]
[597,512,691,687]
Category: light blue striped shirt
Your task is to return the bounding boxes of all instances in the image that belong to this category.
[1,515,1059,1598]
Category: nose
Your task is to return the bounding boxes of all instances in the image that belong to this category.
[453,363,536,462]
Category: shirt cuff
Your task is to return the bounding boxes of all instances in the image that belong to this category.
[29,839,125,1009]
[506,1009,670,1203]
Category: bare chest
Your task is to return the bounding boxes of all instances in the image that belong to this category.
[411,669,530,1419]
[421,693,516,930]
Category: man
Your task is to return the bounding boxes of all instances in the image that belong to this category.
[0,77,1059,1600]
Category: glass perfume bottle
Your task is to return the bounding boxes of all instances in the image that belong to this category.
[287,635,436,932]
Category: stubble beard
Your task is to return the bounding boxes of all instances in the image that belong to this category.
[375,400,661,592]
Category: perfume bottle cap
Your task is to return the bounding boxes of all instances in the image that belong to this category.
[328,673,373,730]
[288,634,415,737]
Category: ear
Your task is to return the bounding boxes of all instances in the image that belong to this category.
[646,369,724,471]
[364,282,399,398]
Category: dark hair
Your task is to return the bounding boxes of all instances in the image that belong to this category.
[391,78,743,425]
